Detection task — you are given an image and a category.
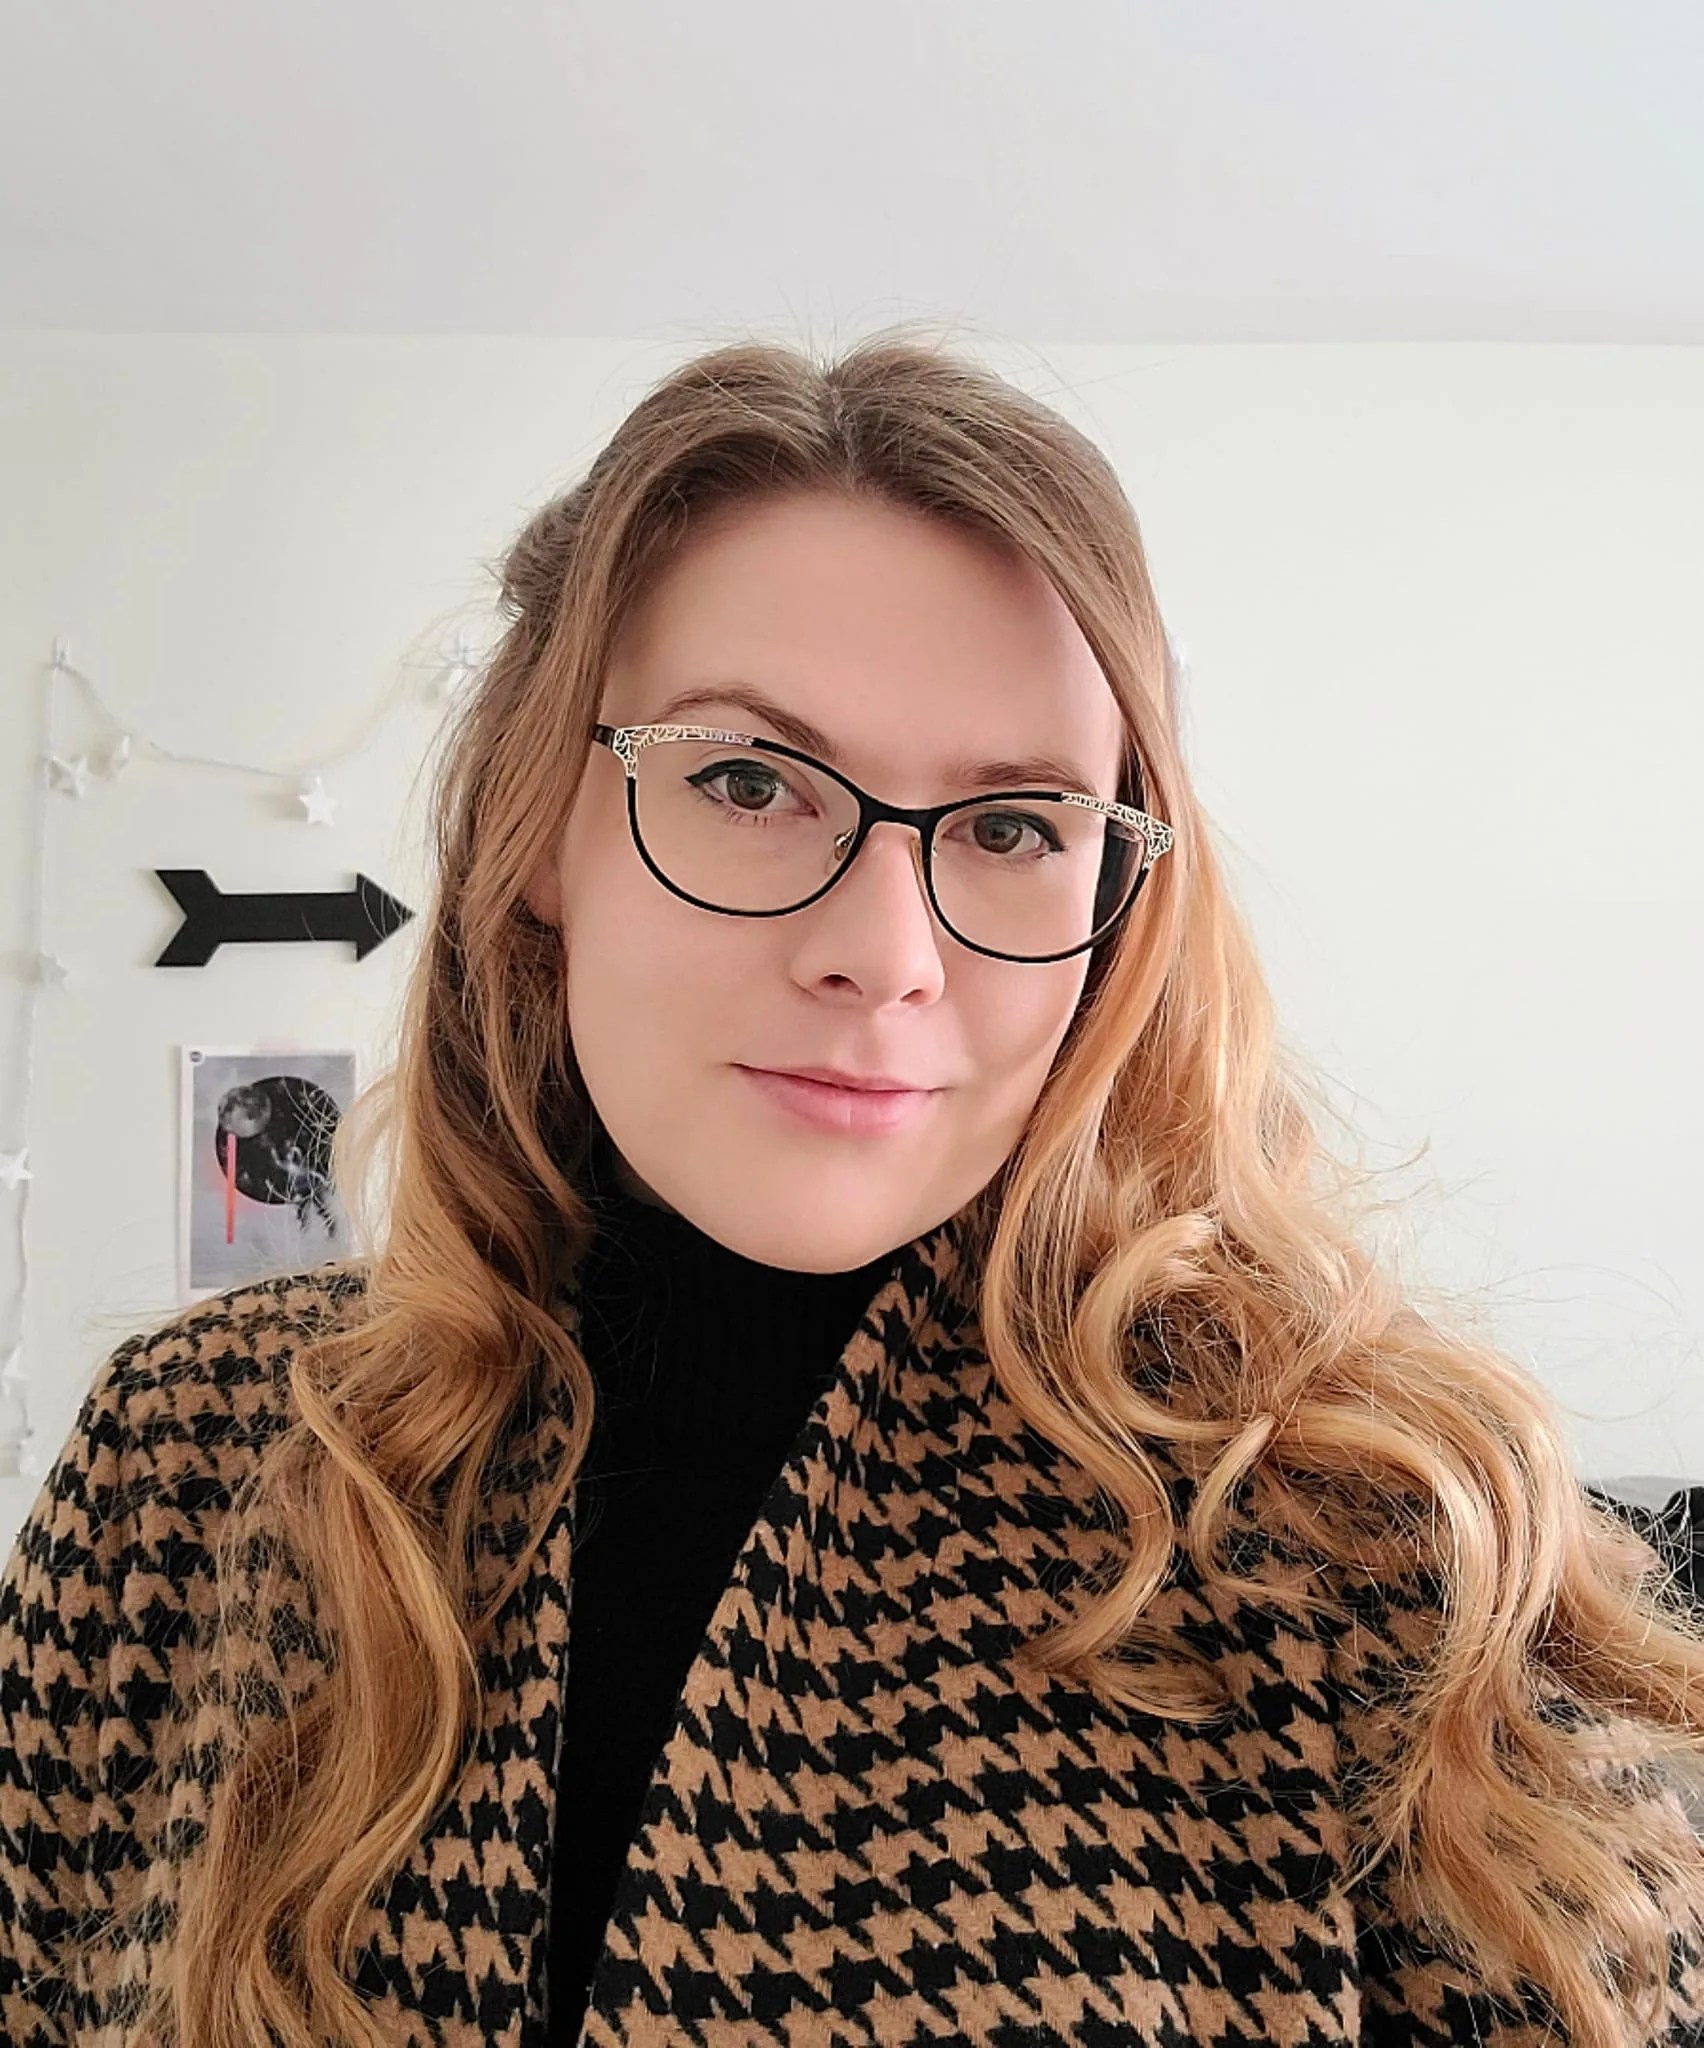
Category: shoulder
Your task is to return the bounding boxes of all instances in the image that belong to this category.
[85,1259,366,1429]
[100,1259,370,1400]
[4,1262,370,1607]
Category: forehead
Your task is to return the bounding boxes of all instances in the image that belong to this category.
[606,491,1129,794]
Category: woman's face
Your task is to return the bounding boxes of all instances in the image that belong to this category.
[525,488,1128,1273]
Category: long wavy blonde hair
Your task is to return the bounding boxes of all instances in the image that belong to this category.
[131,326,1704,2047]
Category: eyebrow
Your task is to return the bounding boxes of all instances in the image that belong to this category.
[646,684,1105,797]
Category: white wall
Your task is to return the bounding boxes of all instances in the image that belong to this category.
[2,333,1699,1558]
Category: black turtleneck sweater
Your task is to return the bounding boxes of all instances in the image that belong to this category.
[547,1128,902,2040]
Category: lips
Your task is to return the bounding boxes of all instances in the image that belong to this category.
[755,1066,922,1093]
[737,1065,939,1135]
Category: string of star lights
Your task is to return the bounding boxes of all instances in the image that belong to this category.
[0,629,486,1480]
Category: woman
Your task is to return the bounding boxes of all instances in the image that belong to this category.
[3,329,1702,2048]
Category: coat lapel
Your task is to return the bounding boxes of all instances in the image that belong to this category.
[566,1216,977,2045]
[557,1217,1358,2046]
[345,1323,576,2043]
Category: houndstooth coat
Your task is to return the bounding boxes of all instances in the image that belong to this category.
[3,1214,1702,2045]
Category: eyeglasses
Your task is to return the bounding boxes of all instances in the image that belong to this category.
[591,722,1174,965]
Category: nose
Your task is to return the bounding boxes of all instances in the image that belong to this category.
[831,819,938,930]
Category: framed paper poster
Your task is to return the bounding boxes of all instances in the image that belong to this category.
[178,1045,361,1302]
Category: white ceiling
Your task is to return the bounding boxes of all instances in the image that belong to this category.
[3,0,1700,340]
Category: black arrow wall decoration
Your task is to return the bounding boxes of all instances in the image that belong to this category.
[154,870,415,967]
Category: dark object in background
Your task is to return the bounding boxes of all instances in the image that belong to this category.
[155,868,414,965]
[1588,1486,1704,1613]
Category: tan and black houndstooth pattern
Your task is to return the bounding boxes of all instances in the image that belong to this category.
[3,1213,1702,2045]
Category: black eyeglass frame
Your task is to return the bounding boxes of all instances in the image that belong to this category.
[591,721,1176,966]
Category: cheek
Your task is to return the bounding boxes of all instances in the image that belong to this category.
[969,961,1091,1064]
[562,872,742,1025]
